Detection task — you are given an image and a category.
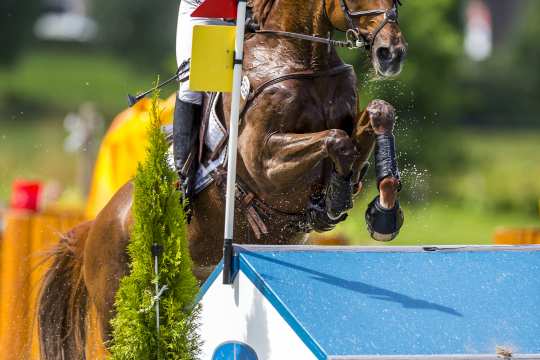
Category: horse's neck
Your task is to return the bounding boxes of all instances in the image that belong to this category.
[262,0,338,70]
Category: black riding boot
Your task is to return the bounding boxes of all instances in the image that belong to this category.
[173,96,201,209]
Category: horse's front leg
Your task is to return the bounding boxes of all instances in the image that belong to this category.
[353,100,404,241]
[240,127,360,232]
[246,129,359,192]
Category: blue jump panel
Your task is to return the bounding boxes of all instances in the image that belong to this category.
[235,246,540,357]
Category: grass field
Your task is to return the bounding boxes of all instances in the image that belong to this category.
[0,116,78,204]
[337,199,539,246]
[446,129,540,214]
[0,47,158,116]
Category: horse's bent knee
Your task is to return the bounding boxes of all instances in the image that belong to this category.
[324,129,350,154]
[324,129,359,176]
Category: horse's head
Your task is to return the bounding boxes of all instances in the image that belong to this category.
[326,0,407,77]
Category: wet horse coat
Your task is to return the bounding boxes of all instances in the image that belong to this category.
[38,0,407,358]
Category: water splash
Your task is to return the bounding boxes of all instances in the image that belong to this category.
[400,162,430,205]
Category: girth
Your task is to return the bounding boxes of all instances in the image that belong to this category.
[204,63,354,239]
[211,167,309,240]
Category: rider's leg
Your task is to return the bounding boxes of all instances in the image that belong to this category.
[174,96,201,202]
[174,1,227,201]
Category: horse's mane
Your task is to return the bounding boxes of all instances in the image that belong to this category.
[249,0,278,26]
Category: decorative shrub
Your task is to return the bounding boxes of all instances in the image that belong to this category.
[109,89,200,360]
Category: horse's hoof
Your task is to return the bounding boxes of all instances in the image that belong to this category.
[365,195,404,242]
[306,195,347,233]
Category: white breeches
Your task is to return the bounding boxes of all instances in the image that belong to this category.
[176,0,228,104]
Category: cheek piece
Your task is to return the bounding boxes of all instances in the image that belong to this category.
[339,0,401,50]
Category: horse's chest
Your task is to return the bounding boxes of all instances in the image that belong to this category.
[288,82,357,132]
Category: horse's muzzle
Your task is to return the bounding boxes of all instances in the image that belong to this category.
[374,44,407,77]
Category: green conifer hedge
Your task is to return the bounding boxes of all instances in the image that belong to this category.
[109,91,200,359]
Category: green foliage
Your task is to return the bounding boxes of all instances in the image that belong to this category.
[0,0,39,66]
[0,48,155,117]
[108,90,200,359]
[91,0,178,70]
[444,130,540,214]
[460,0,540,126]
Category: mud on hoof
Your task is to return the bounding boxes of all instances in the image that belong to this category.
[365,195,404,242]
[306,194,347,233]
[325,171,354,220]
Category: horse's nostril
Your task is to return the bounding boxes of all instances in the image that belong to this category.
[395,47,406,62]
[376,47,392,62]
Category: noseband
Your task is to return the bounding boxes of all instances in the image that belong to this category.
[252,0,401,52]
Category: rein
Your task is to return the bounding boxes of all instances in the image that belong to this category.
[252,0,401,52]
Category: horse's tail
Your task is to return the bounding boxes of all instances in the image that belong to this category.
[38,221,92,360]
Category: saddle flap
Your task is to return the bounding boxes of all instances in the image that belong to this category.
[204,95,227,158]
[193,93,228,194]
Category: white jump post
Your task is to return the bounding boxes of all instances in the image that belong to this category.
[223,0,247,284]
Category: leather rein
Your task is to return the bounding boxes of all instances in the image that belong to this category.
[252,0,402,52]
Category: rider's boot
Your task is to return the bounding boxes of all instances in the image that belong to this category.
[173,95,201,217]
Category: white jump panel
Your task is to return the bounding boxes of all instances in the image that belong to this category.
[199,268,316,360]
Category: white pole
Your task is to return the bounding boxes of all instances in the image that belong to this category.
[223,0,247,284]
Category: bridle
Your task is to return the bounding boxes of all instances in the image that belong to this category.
[336,0,401,49]
[253,0,402,52]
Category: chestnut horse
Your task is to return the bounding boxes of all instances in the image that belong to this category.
[38,0,407,358]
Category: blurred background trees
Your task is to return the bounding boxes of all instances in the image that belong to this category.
[461,0,540,127]
[0,0,539,244]
[0,0,40,66]
[91,0,178,71]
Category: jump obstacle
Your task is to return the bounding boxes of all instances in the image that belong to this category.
[197,245,540,360]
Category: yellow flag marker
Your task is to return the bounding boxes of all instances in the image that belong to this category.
[190,25,236,92]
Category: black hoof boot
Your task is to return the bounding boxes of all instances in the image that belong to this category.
[365,196,404,242]
[325,171,354,221]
